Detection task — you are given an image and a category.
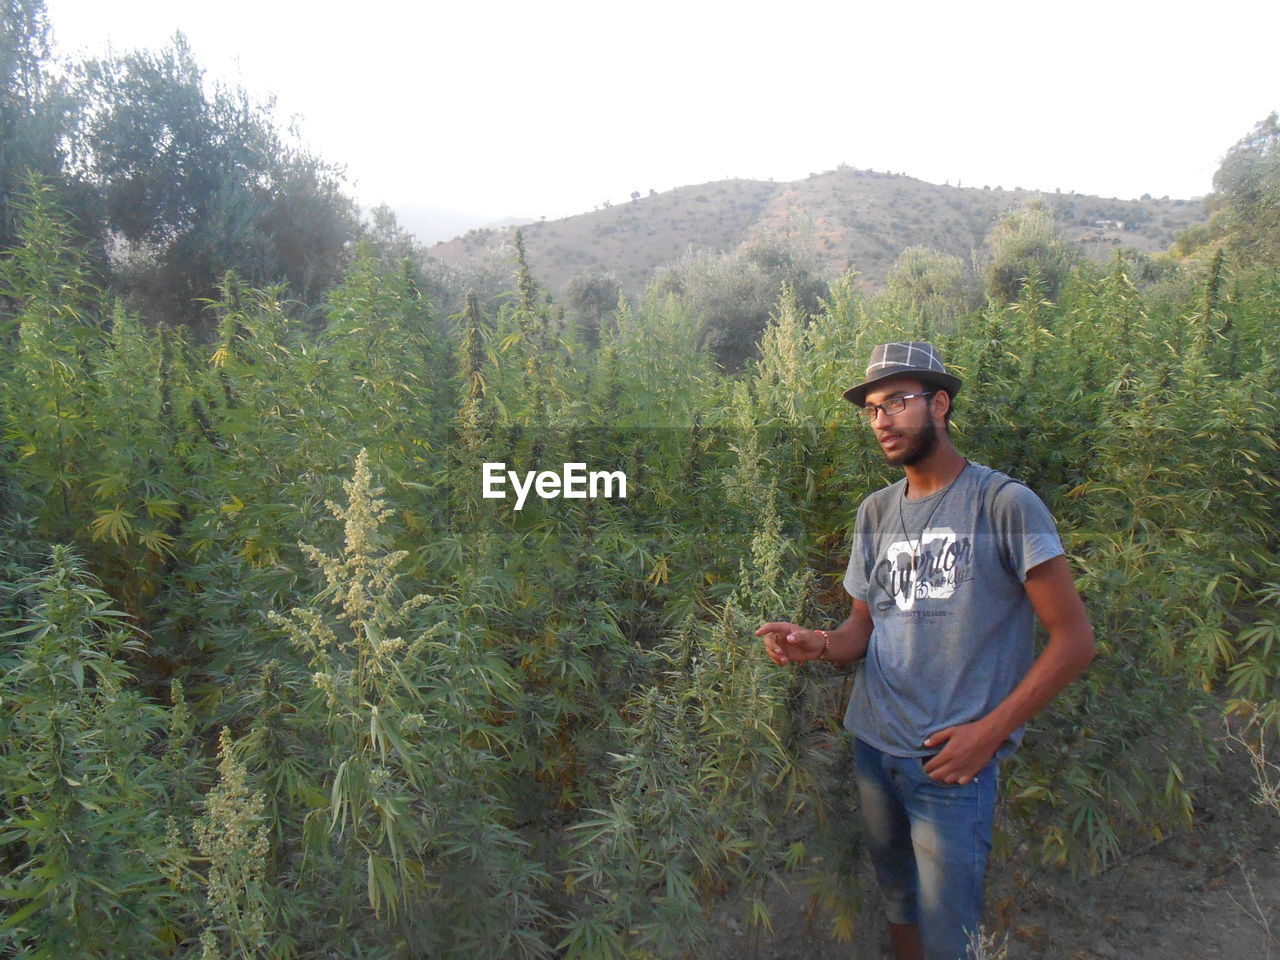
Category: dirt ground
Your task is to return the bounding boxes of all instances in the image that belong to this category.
[713,724,1280,960]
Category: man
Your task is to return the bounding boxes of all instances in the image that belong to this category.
[757,342,1095,960]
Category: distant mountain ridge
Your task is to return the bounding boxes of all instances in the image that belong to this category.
[390,204,534,247]
[423,167,1206,295]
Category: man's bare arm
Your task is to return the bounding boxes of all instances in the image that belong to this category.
[757,598,874,666]
[923,554,1096,784]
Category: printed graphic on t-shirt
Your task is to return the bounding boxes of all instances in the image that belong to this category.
[875,526,974,612]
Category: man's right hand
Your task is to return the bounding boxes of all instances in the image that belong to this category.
[755,621,826,665]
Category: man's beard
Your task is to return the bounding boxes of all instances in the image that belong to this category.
[885,417,939,467]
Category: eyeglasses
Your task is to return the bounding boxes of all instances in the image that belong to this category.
[859,391,937,422]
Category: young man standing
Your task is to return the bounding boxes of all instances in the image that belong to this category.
[757,342,1095,960]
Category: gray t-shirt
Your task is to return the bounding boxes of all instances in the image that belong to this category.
[842,462,1064,759]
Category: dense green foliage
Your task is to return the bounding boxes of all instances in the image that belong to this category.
[3,17,1279,951]
[3,160,1279,955]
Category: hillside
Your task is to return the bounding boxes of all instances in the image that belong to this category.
[424,167,1206,295]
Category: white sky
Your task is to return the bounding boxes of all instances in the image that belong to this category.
[44,0,1280,222]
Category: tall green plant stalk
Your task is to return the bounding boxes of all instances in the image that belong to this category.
[0,548,179,957]
[271,450,549,957]
[195,729,274,959]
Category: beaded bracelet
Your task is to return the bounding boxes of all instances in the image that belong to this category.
[816,629,831,661]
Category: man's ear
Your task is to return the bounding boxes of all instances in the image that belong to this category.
[932,389,951,422]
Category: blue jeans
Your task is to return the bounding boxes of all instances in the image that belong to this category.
[852,736,1000,960]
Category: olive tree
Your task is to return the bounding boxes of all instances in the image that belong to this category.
[652,232,828,371]
[984,200,1076,303]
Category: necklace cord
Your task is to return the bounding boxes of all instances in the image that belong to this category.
[897,461,969,577]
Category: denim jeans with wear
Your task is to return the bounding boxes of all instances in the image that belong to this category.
[852,736,1000,960]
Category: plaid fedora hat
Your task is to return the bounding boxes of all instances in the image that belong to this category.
[843,341,963,407]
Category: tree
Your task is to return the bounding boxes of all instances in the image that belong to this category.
[1209,112,1280,264]
[563,269,621,349]
[0,0,84,253]
[653,232,828,371]
[363,203,422,265]
[76,34,359,331]
[984,200,1076,303]
[882,246,975,334]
